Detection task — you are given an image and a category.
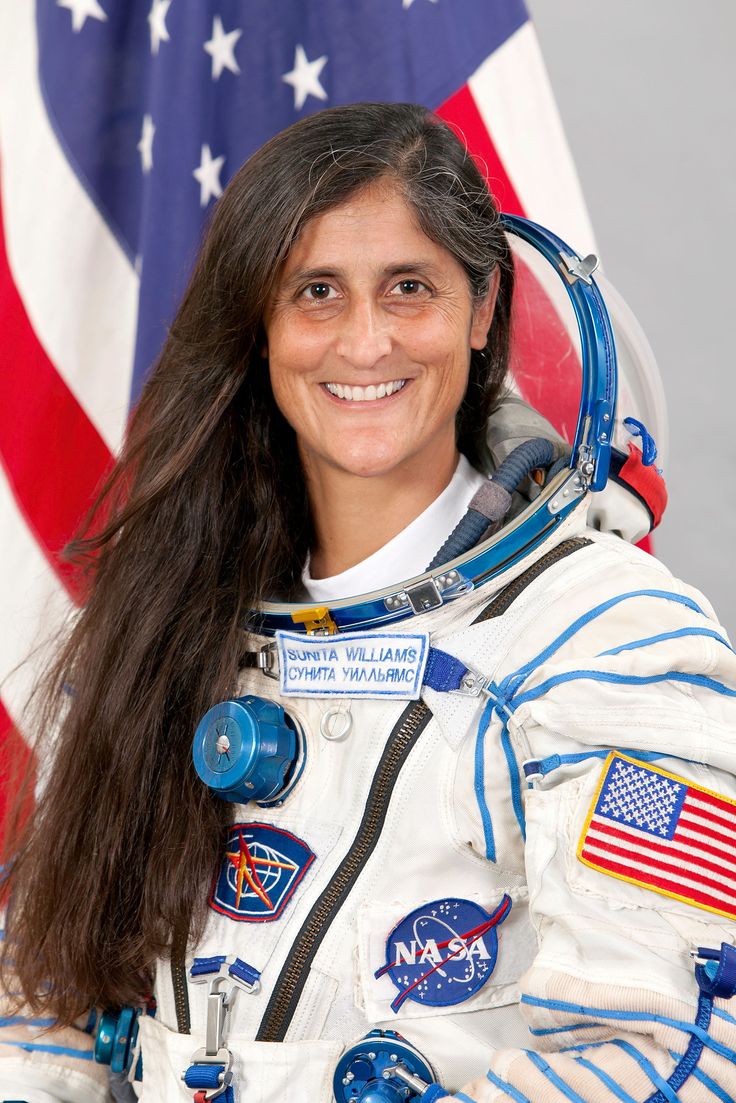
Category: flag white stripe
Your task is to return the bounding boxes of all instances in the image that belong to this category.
[0,1,137,455]
[688,791,736,818]
[587,821,736,893]
[682,797,736,835]
[468,21,596,258]
[0,468,74,731]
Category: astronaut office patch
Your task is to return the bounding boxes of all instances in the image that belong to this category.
[578,752,736,921]
[376,895,512,1012]
[209,822,315,922]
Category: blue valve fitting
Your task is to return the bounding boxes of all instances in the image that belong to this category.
[357,1084,405,1103]
[95,1006,140,1075]
[193,695,300,803]
[334,1029,440,1102]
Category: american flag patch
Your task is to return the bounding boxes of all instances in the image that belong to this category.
[578,752,736,921]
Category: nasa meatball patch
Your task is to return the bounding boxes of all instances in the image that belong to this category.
[209,822,315,922]
[376,895,511,1012]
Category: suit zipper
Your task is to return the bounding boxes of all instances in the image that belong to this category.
[171,917,191,1034]
[255,699,431,1042]
[472,536,591,623]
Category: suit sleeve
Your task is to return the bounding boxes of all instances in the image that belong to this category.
[0,959,111,1103]
[449,543,736,1102]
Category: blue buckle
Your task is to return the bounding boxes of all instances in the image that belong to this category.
[691,944,736,999]
[190,954,261,994]
[183,1050,234,1100]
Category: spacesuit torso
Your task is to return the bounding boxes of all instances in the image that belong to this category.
[132,503,736,1102]
[2,500,736,1103]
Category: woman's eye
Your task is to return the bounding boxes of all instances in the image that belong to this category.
[301,283,336,301]
[389,279,429,297]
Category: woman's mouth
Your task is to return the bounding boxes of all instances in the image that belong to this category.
[323,379,407,402]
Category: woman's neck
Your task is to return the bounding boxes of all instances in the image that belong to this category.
[305,447,460,579]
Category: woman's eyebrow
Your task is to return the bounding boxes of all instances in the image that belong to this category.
[381,261,439,280]
[280,261,440,290]
[279,267,342,290]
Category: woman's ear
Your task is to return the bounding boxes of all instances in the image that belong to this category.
[469,268,501,350]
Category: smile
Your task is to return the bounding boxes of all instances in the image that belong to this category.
[323,380,407,402]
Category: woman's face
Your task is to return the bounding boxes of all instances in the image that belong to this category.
[264,181,497,483]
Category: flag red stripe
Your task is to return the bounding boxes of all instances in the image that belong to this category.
[588,821,736,883]
[581,849,736,919]
[436,85,525,216]
[677,814,735,851]
[689,787,736,817]
[0,699,19,835]
[586,829,736,900]
[684,797,736,833]
[0,184,113,602]
[437,84,589,451]
[592,817,736,870]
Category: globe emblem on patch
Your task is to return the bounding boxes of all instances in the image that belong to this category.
[376,895,512,1012]
[209,822,315,922]
[224,835,289,901]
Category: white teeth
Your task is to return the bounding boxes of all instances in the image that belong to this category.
[325,379,406,401]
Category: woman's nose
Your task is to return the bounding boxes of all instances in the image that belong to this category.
[334,299,393,369]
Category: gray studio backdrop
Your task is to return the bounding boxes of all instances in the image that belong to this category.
[526,0,735,632]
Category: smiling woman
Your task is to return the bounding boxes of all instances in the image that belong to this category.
[266,180,499,577]
[2,103,736,1103]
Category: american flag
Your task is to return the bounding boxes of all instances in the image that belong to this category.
[579,753,736,922]
[0,0,594,824]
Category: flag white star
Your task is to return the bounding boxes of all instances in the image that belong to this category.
[204,16,243,80]
[402,0,439,7]
[148,0,172,55]
[193,144,225,207]
[137,114,155,174]
[57,0,107,33]
[282,45,328,111]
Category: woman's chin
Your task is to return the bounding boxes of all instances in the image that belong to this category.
[303,431,412,482]
[330,452,409,481]
[300,418,457,483]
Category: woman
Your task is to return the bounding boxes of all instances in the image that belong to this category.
[1,103,735,1103]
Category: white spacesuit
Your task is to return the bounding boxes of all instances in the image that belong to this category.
[1,221,734,1103]
[2,492,735,1103]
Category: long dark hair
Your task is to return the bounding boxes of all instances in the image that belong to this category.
[2,102,513,1023]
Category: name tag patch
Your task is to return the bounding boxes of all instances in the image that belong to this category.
[276,631,429,699]
[376,895,512,1012]
[209,822,315,922]
[578,752,736,921]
